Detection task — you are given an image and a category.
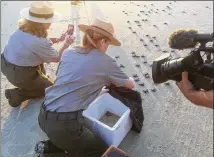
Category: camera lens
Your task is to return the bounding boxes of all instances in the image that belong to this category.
[160,58,185,79]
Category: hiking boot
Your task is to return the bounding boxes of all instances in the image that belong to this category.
[5,89,22,107]
[35,140,65,154]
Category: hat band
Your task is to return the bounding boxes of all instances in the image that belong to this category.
[91,25,113,37]
[29,10,54,19]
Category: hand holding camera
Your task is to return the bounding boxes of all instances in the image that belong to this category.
[152,29,214,91]
[152,29,214,108]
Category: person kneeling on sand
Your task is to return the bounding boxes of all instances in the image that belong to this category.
[1,1,74,107]
[35,18,135,157]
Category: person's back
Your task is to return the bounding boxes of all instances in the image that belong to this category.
[44,47,127,112]
[3,29,56,66]
[37,18,135,157]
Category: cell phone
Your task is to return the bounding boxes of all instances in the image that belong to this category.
[67,24,74,35]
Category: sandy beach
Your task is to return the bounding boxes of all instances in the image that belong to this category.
[1,1,213,157]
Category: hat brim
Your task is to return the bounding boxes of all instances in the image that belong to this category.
[78,24,121,46]
[20,8,62,23]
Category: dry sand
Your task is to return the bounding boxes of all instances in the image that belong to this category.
[1,1,213,157]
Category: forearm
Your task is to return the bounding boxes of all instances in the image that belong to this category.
[52,45,68,62]
[49,38,58,44]
[185,90,213,108]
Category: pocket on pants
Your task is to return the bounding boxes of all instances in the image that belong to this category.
[66,121,83,140]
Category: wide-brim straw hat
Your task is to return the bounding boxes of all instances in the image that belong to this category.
[20,1,62,23]
[78,18,121,46]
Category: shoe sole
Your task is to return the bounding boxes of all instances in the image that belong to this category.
[4,89,21,107]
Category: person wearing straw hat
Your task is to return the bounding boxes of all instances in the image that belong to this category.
[35,18,135,156]
[1,1,74,107]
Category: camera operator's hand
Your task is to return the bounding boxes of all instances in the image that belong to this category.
[177,72,213,109]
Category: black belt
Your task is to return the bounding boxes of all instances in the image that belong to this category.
[40,105,84,121]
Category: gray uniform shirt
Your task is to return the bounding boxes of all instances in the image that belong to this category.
[3,29,58,66]
[44,48,129,112]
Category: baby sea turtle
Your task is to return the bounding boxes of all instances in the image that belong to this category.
[162,50,167,53]
[139,83,145,86]
[152,36,156,39]
[106,111,113,116]
[155,44,159,47]
[128,26,132,29]
[144,44,148,47]
[144,73,150,78]
[143,89,149,93]
[115,55,120,59]
[137,24,142,27]
[150,39,154,42]
[171,50,175,53]
[135,64,140,67]
[164,22,168,25]
[132,54,137,57]
[141,55,145,58]
[140,38,144,42]
[133,31,137,34]
[131,51,136,54]
[151,88,156,92]
[133,74,138,78]
[146,34,150,37]
[134,78,140,82]
[143,61,147,64]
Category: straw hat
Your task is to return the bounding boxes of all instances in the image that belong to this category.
[20,1,62,23]
[78,18,121,46]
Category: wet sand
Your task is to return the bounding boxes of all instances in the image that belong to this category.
[1,1,213,157]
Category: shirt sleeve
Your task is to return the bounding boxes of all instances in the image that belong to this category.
[108,58,129,87]
[32,38,59,63]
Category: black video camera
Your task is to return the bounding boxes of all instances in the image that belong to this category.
[152,32,214,91]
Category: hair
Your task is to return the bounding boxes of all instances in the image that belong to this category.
[78,29,109,54]
[18,18,50,38]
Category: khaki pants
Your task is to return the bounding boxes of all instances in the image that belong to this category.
[1,54,53,102]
